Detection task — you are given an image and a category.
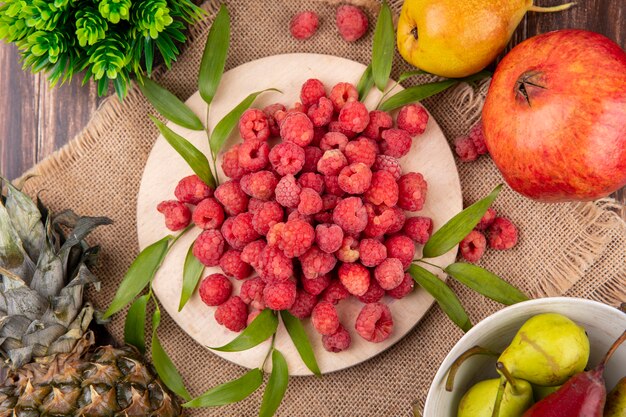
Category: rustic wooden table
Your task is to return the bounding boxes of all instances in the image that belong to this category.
[0,1,624,208]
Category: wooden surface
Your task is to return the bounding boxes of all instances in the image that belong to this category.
[0,0,624,210]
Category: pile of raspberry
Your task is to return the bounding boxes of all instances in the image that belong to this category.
[459,207,519,263]
[157,78,434,353]
[454,121,488,162]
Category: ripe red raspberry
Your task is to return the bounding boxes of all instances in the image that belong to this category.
[336,235,360,263]
[487,217,518,250]
[372,155,402,180]
[329,82,358,112]
[338,163,372,195]
[469,121,488,155]
[308,97,334,127]
[238,139,269,172]
[239,108,270,142]
[403,216,433,245]
[355,302,393,343]
[174,175,213,204]
[240,276,266,310]
[363,110,393,141]
[215,296,248,332]
[297,187,323,215]
[157,200,191,231]
[363,203,395,238]
[476,207,497,231]
[231,212,261,246]
[396,104,429,136]
[357,279,385,304]
[312,126,326,146]
[300,78,326,107]
[328,120,358,139]
[323,175,345,197]
[288,289,318,319]
[387,272,415,299]
[257,245,293,283]
[279,219,315,258]
[199,273,232,306]
[221,144,246,180]
[320,132,349,152]
[322,325,351,352]
[252,201,283,235]
[359,238,387,267]
[287,209,313,224]
[298,172,324,194]
[311,301,340,335]
[315,223,344,253]
[397,173,428,212]
[387,206,407,235]
[240,170,278,201]
[241,239,266,269]
[317,149,348,176]
[219,250,252,280]
[263,280,297,310]
[313,210,332,225]
[380,128,412,158]
[338,101,370,133]
[193,229,224,266]
[333,197,368,234]
[247,197,264,214]
[364,170,399,206]
[290,11,319,40]
[374,258,404,290]
[338,262,370,296]
[460,230,487,262]
[215,180,249,216]
[192,198,224,230]
[302,273,331,296]
[385,235,415,269]
[454,135,478,162]
[322,280,351,304]
[290,102,308,114]
[221,217,243,250]
[263,103,286,137]
[280,112,314,147]
[269,142,305,176]
[344,137,378,167]
[335,5,368,42]
[302,146,323,173]
[275,174,302,208]
[300,245,337,279]
[266,222,285,247]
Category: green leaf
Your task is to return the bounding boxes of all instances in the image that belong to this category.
[199,4,230,106]
[397,69,428,84]
[259,349,289,417]
[280,311,321,376]
[183,368,263,408]
[210,89,280,158]
[423,184,502,259]
[150,116,215,189]
[102,235,171,319]
[138,77,204,131]
[211,309,278,352]
[124,294,149,354]
[379,80,457,112]
[371,1,394,91]
[445,263,529,306]
[178,242,205,311]
[356,64,374,101]
[409,264,472,332]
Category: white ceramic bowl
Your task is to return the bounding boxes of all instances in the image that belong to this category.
[423,297,626,416]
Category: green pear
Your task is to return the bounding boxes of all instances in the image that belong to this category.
[498,313,589,386]
[458,374,533,417]
[532,384,561,401]
[605,377,626,416]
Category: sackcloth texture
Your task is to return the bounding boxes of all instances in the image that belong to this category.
[17,0,626,415]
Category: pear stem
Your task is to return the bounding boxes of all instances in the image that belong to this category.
[528,2,576,12]
[496,361,521,395]
[445,346,501,392]
[491,377,507,417]
[600,330,626,368]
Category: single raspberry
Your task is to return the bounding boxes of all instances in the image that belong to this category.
[380,128,412,158]
[221,217,243,250]
[315,223,344,253]
[298,172,324,194]
[240,276,266,310]
[454,136,478,162]
[280,112,314,147]
[338,101,370,133]
[240,170,278,201]
[290,102,308,114]
[364,170,399,206]
[302,273,332,295]
[300,78,326,106]
[387,273,415,299]
[323,175,345,197]
[344,137,378,167]
[192,198,224,230]
[311,301,340,335]
[372,155,402,180]
[247,309,263,326]
[317,149,348,176]
[476,207,497,231]
[300,245,337,279]
[266,222,285,247]
[263,103,286,137]
[338,262,370,296]
[222,144,246,180]
[288,289,318,319]
[263,280,297,310]
[248,198,265,214]
[296,187,322,215]
[175,175,213,204]
[357,279,385,304]
[321,280,351,304]
[403,216,433,245]
[307,97,334,127]
[363,203,395,238]
[199,273,232,306]
[374,258,404,290]
[384,235,415,269]
[274,109,288,125]
[231,212,261,246]
[338,163,373,195]
[460,230,487,262]
[469,121,488,155]
[396,104,429,136]
[280,219,315,258]
[320,131,349,152]
[355,302,393,342]
[322,325,351,352]
[252,201,283,235]
[328,120,358,139]
[275,174,302,208]
[219,250,252,280]
[238,108,270,142]
[302,146,323,173]
[215,296,248,332]
[397,173,428,212]
[336,4,368,42]
[257,245,294,283]
[157,200,191,231]
[268,142,305,177]
[215,180,249,216]
[238,139,270,172]
[333,197,368,234]
[329,82,358,113]
[387,206,407,235]
[290,11,319,40]
[487,217,518,250]
[193,229,224,266]
[241,239,266,269]
[359,238,387,267]
[287,209,313,224]
[336,235,360,263]
[363,110,393,141]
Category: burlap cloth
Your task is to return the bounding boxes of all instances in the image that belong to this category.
[18,0,626,415]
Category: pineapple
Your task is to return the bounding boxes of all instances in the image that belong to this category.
[0,180,182,416]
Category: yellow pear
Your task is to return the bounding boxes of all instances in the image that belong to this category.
[396,0,575,78]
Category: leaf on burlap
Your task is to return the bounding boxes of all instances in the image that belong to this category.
[198,4,230,106]
[210,309,278,352]
[259,349,289,417]
[183,368,263,408]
